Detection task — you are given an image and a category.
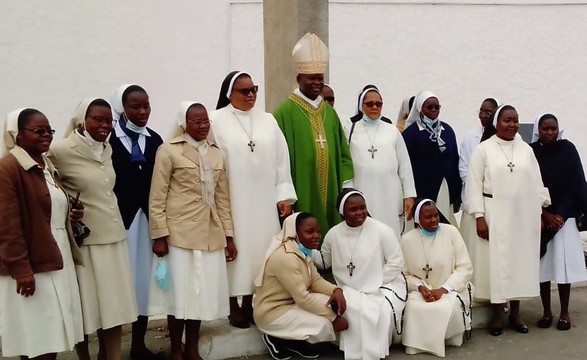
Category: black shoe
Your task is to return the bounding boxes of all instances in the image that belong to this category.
[537,317,553,328]
[262,334,292,360]
[557,319,571,331]
[488,327,503,336]
[284,340,320,359]
[228,315,250,329]
[510,323,529,334]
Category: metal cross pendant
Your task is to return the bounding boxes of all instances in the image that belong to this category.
[347,262,355,276]
[248,140,256,152]
[422,264,432,279]
[316,134,327,149]
[368,145,378,159]
[507,162,515,172]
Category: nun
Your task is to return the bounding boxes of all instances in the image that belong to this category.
[401,199,473,357]
[345,85,416,237]
[402,91,461,226]
[149,101,235,360]
[208,71,297,328]
[47,98,137,360]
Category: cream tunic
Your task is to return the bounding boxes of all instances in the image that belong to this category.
[401,225,473,357]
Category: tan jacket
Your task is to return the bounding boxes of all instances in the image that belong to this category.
[149,135,233,250]
[253,240,338,326]
[47,132,127,245]
[0,147,83,278]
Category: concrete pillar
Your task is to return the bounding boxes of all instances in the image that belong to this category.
[263,0,328,113]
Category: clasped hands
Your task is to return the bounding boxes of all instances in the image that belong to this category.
[327,288,349,331]
[418,285,448,303]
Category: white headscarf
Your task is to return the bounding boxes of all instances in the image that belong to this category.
[355,86,380,116]
[396,96,411,124]
[531,113,564,143]
[64,97,108,137]
[255,212,301,286]
[110,84,133,121]
[414,198,435,225]
[405,90,437,128]
[3,108,25,155]
[338,190,364,215]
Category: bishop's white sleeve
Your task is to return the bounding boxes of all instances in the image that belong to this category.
[381,227,404,284]
[459,135,473,183]
[271,118,298,204]
[395,128,417,198]
[464,145,487,217]
[313,231,333,270]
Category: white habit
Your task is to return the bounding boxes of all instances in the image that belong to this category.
[465,135,550,302]
[401,225,473,357]
[540,218,587,284]
[0,172,84,357]
[316,217,406,360]
[345,120,416,237]
[210,104,297,296]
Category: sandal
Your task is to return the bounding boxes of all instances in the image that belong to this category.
[557,319,571,331]
[537,317,553,328]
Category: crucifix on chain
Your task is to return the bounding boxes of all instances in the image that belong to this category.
[422,264,432,279]
[507,162,515,172]
[368,145,377,159]
[248,140,255,152]
[316,134,327,149]
[347,262,355,276]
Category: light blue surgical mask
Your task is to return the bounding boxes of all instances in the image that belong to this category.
[362,114,381,124]
[421,228,437,237]
[422,116,438,127]
[298,242,312,256]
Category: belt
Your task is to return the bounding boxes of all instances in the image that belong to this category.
[483,193,493,198]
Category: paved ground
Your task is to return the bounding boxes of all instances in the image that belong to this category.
[2,286,587,360]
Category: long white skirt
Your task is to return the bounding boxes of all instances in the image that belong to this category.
[402,288,472,358]
[149,246,229,320]
[0,227,84,357]
[77,241,138,334]
[256,293,335,344]
[540,218,587,284]
[126,209,154,316]
[339,285,405,360]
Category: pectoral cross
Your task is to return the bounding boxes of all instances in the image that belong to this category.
[507,162,515,172]
[316,134,327,149]
[248,140,255,152]
[422,264,432,279]
[347,262,355,276]
[368,145,378,159]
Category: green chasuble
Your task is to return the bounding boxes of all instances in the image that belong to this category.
[274,93,354,243]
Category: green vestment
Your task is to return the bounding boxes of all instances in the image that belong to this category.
[274,93,354,242]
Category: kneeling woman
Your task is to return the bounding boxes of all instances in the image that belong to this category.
[401,199,473,357]
[254,212,348,360]
[149,102,235,360]
[316,189,406,360]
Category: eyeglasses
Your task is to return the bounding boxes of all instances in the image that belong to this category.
[364,101,383,109]
[186,119,211,126]
[23,128,55,136]
[425,104,441,111]
[478,109,493,116]
[232,86,259,96]
[87,115,113,126]
[324,96,335,102]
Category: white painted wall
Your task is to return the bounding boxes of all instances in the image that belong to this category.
[1,0,586,163]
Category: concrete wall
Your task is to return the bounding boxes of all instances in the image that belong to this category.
[1,0,586,164]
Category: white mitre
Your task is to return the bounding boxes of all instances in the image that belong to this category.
[292,33,329,74]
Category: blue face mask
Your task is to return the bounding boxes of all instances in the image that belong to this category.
[422,116,438,127]
[421,228,437,237]
[298,242,312,256]
[362,114,380,124]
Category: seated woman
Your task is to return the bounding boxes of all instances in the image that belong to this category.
[401,199,473,357]
[315,189,406,360]
[254,212,348,360]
